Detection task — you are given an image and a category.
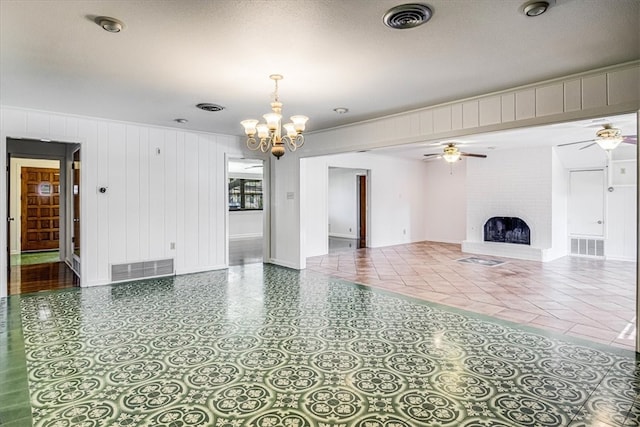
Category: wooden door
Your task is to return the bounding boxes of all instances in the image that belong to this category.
[21,167,60,251]
[358,175,367,248]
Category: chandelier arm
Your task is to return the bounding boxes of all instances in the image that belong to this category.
[246,137,262,151]
[260,138,272,153]
[282,134,305,151]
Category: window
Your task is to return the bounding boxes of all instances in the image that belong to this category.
[229,178,263,210]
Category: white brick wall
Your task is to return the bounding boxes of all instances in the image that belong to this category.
[463,146,561,261]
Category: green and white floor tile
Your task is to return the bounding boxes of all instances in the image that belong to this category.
[1,264,639,426]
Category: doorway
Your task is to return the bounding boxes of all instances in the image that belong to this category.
[6,139,80,295]
[328,167,369,253]
[227,158,265,265]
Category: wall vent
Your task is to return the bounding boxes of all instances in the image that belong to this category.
[111,258,174,282]
[570,238,604,257]
[72,258,80,274]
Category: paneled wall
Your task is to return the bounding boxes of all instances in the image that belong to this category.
[0,107,243,296]
[304,62,640,155]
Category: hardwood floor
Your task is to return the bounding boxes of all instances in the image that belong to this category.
[8,262,79,295]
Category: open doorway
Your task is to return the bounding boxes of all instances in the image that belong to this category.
[328,167,369,253]
[227,158,265,265]
[6,139,80,295]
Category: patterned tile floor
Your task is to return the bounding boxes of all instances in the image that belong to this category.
[307,242,637,351]
[1,264,640,426]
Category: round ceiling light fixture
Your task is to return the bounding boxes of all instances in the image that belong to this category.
[174,118,188,124]
[95,16,125,33]
[523,1,549,17]
[333,107,349,114]
[383,3,433,29]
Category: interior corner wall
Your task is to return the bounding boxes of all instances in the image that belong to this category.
[302,152,428,258]
[301,157,328,257]
[328,167,366,239]
[424,159,467,244]
[270,152,303,269]
[0,106,243,295]
[550,147,568,259]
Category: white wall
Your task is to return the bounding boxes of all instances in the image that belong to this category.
[301,157,328,257]
[423,159,467,244]
[550,148,568,260]
[0,107,244,295]
[9,158,60,254]
[607,159,637,260]
[303,152,428,258]
[229,211,263,240]
[463,146,558,261]
[328,167,366,239]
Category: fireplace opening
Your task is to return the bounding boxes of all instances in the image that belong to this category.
[484,217,530,245]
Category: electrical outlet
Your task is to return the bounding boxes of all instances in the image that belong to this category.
[349,228,352,232]
[403,229,406,235]
[620,167,626,175]
[170,242,175,250]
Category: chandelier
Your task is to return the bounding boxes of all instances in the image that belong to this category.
[240,74,309,159]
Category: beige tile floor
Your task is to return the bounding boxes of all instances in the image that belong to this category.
[306,241,637,351]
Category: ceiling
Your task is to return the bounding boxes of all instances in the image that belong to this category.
[1,0,639,141]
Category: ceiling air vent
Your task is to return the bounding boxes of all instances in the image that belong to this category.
[196,103,225,112]
[383,3,433,29]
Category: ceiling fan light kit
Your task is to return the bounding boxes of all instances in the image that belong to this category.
[424,142,487,163]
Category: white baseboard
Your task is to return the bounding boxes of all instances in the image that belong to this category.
[229,233,263,241]
[329,233,357,239]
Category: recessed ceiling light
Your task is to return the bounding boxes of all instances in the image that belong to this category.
[95,16,125,33]
[174,118,188,124]
[522,1,549,17]
[333,107,349,114]
[383,3,433,29]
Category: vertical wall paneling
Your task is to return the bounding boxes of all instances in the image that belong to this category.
[107,124,127,264]
[125,125,141,261]
[175,132,186,271]
[451,104,463,130]
[197,136,210,266]
[26,111,50,135]
[479,96,501,126]
[501,93,515,122]
[208,136,218,267]
[50,115,67,138]
[78,119,98,283]
[582,74,607,110]
[164,131,178,264]
[138,128,150,260]
[536,83,564,117]
[462,101,479,129]
[564,79,582,112]
[433,106,452,133]
[515,89,536,120]
[183,133,199,268]
[148,128,166,259]
[418,109,434,135]
[96,122,110,280]
[608,67,640,106]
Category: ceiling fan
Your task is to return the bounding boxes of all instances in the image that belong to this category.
[558,124,637,151]
[424,142,487,163]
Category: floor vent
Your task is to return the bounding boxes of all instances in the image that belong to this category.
[72,257,80,274]
[570,238,604,257]
[111,258,174,282]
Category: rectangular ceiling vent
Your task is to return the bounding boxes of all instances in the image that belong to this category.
[111,258,174,282]
[570,238,604,258]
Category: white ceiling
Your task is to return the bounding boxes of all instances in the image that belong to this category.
[1,0,639,141]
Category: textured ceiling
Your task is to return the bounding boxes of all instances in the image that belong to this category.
[1,0,639,140]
